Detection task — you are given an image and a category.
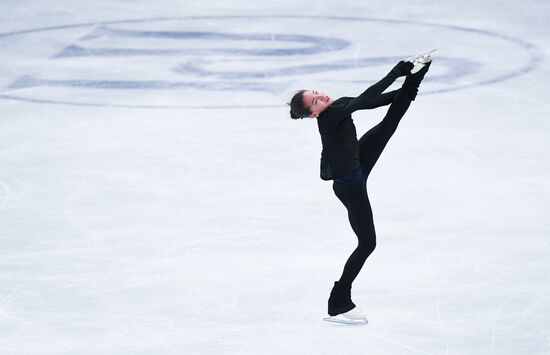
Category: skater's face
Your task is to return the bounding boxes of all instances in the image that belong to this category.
[302,90,333,118]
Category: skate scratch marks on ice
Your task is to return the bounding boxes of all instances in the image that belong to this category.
[521,295,550,319]
[0,287,19,321]
[435,294,451,354]
[490,273,528,353]
[0,180,11,210]
[367,332,435,355]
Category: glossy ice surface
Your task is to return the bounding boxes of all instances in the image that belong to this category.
[0,1,549,354]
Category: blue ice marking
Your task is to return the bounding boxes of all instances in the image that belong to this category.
[172,56,481,80]
[7,76,286,92]
[54,27,349,58]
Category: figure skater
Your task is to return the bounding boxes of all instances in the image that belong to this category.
[287,54,432,324]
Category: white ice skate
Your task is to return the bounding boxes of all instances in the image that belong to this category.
[323,307,368,325]
[406,49,436,74]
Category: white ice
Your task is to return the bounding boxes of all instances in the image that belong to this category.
[0,1,549,354]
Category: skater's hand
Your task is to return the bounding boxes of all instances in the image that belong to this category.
[389,61,414,77]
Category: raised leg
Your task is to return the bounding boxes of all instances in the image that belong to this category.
[358,87,413,178]
[358,61,431,177]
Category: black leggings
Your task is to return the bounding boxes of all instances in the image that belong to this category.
[332,86,413,286]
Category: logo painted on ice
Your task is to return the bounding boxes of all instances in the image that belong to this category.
[10,26,350,92]
[0,16,543,109]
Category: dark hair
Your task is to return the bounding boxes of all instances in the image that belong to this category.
[287,90,311,119]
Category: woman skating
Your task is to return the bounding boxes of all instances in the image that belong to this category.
[288,53,432,324]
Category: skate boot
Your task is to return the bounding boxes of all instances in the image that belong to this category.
[409,54,432,74]
[327,281,356,316]
[324,307,368,324]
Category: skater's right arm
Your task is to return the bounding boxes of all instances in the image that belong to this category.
[365,89,400,108]
[340,61,413,116]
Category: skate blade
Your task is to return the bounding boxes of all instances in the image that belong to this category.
[323,315,368,325]
[405,48,437,62]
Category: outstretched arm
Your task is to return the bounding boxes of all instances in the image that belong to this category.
[365,89,400,108]
[341,61,413,115]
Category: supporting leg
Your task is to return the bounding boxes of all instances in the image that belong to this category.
[332,180,377,286]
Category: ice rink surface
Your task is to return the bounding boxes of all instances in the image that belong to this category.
[0,1,549,354]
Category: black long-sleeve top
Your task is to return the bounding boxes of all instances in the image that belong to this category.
[317,71,401,180]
